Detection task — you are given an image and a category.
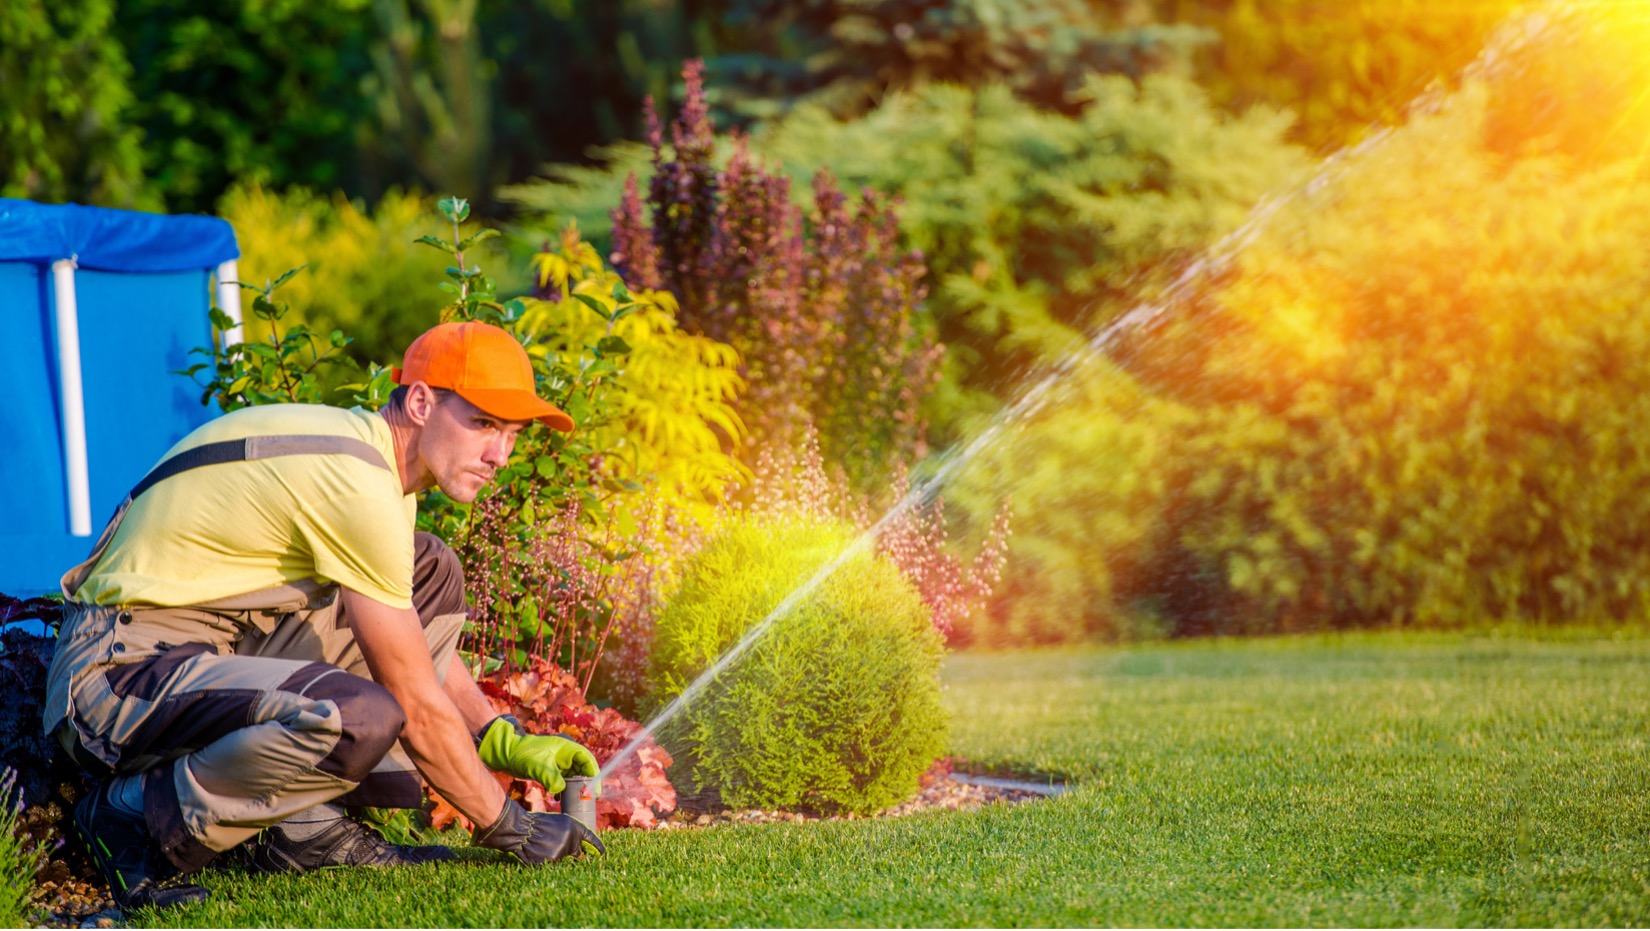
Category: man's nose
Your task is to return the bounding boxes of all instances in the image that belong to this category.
[484,434,514,466]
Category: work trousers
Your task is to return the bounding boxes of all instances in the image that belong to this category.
[46,533,467,873]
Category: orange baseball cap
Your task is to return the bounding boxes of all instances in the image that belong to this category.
[392,321,575,432]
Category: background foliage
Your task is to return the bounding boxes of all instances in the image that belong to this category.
[509,69,1305,441]
[703,0,1213,121]
[114,0,377,214]
[5,0,1529,213]
[20,0,1650,655]
[947,3,1650,644]
[0,0,151,208]
[1159,0,1529,154]
[1141,10,1650,630]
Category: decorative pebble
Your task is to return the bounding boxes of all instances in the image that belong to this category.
[666,774,1045,828]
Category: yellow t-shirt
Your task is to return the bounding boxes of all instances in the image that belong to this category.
[74,404,417,609]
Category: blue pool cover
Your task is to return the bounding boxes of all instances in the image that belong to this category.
[0,199,240,597]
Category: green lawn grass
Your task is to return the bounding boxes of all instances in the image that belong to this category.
[144,630,1650,927]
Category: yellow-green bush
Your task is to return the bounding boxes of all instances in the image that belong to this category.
[647,516,947,814]
[947,359,1191,646]
[514,224,750,535]
[1167,0,1527,153]
[1140,4,1650,629]
[955,4,1650,640]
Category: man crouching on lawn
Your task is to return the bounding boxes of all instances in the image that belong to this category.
[43,320,602,912]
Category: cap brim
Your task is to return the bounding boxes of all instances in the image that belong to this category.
[457,387,575,432]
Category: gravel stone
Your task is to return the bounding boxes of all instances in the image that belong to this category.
[657,771,1047,830]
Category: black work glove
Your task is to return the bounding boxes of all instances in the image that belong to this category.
[473,798,606,865]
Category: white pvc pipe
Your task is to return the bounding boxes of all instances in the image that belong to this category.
[52,258,93,537]
[216,259,243,347]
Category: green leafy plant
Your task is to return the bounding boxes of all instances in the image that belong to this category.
[0,768,45,928]
[177,267,363,412]
[647,516,948,815]
[417,196,510,323]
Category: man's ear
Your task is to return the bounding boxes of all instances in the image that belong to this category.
[404,381,438,426]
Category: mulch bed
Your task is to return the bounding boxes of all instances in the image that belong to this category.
[663,769,1048,828]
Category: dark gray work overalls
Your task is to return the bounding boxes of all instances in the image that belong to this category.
[43,434,467,872]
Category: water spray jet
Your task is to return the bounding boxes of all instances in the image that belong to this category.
[598,0,1627,786]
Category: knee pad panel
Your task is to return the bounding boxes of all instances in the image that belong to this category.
[282,665,406,782]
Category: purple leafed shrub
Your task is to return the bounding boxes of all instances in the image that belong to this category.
[612,60,940,501]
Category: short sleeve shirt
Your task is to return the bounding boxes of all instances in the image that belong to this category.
[73,404,417,609]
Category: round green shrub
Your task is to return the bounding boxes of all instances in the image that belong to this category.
[647,516,948,815]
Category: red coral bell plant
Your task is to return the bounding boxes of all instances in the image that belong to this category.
[428,655,675,831]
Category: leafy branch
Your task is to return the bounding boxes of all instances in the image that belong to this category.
[415,196,512,324]
[176,267,361,411]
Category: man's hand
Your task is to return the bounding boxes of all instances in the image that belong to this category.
[473,798,605,864]
[476,715,599,795]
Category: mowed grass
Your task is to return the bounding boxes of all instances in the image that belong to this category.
[146,630,1650,927]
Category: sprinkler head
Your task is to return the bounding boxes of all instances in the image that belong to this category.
[559,776,599,833]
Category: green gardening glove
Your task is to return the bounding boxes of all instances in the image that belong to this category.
[476,714,599,795]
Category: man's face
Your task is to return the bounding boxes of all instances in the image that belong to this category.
[417,392,529,503]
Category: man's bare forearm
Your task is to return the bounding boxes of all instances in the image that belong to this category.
[395,685,506,826]
[343,588,505,828]
[444,654,503,736]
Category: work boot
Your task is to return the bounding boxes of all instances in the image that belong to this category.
[73,778,211,912]
[241,804,454,874]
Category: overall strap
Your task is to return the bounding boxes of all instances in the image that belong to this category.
[127,434,391,502]
[63,434,395,600]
